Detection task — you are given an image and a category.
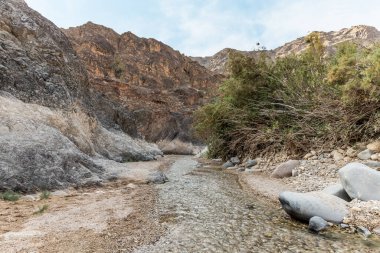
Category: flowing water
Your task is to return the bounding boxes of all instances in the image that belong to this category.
[134,156,380,253]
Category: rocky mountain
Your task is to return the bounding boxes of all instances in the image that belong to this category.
[192,25,380,74]
[0,0,161,192]
[63,22,222,143]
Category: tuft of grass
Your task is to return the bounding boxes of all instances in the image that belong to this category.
[1,190,20,202]
[40,190,51,200]
[33,204,49,215]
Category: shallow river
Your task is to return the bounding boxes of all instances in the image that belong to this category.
[134,156,380,253]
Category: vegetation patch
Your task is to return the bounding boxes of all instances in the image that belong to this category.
[195,34,380,159]
[40,190,51,200]
[0,190,20,202]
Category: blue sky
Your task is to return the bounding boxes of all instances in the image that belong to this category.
[25,0,380,56]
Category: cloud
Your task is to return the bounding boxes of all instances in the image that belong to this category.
[254,0,380,50]
[25,0,380,56]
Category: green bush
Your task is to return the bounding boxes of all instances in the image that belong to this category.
[1,190,20,201]
[195,36,380,159]
[40,190,51,200]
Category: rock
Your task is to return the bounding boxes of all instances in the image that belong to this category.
[279,191,348,223]
[357,226,371,238]
[64,22,221,142]
[126,183,137,189]
[222,161,234,169]
[322,184,351,202]
[50,190,69,197]
[245,159,257,168]
[346,147,356,157]
[339,162,380,201]
[340,224,350,229]
[343,157,351,162]
[304,153,313,159]
[147,172,168,184]
[271,160,300,178]
[357,149,373,160]
[230,157,240,165]
[331,150,344,162]
[364,161,380,169]
[371,154,379,160]
[373,227,380,235]
[367,141,380,153]
[308,216,329,232]
[226,166,238,170]
[20,195,36,201]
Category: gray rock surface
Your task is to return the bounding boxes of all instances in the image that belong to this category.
[245,159,257,168]
[230,157,240,165]
[271,160,300,178]
[308,216,329,232]
[147,172,168,184]
[364,161,380,169]
[339,162,380,201]
[357,226,371,238]
[357,149,373,160]
[322,183,351,202]
[0,0,162,192]
[222,161,234,169]
[279,191,348,223]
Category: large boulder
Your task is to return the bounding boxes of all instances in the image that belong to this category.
[271,160,300,178]
[338,163,380,201]
[279,191,348,223]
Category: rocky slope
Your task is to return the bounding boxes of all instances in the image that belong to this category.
[193,25,380,74]
[63,23,222,143]
[0,0,161,192]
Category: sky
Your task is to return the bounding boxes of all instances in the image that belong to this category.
[25,0,380,56]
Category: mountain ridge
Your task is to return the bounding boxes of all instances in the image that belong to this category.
[191,25,380,74]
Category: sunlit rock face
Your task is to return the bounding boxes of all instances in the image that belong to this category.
[63,22,223,142]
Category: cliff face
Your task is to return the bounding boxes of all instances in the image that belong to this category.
[0,0,88,108]
[192,25,380,74]
[63,22,222,142]
[0,0,161,192]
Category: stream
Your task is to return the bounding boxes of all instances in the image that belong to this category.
[134,156,380,253]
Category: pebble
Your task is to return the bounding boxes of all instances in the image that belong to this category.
[308,216,329,232]
[356,226,371,238]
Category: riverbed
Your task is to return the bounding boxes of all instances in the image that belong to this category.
[134,156,380,253]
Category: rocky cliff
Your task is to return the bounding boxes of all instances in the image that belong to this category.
[192,25,380,74]
[0,0,161,192]
[63,22,222,142]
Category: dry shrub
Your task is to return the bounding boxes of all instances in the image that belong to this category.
[195,39,380,159]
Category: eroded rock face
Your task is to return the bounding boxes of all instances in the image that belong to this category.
[0,1,162,191]
[0,93,162,191]
[63,22,223,142]
[0,0,89,108]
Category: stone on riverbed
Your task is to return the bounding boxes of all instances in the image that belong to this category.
[357,149,373,160]
[245,159,257,168]
[230,157,240,165]
[309,216,329,232]
[339,162,380,201]
[271,160,300,178]
[147,172,168,184]
[279,191,348,223]
[322,184,351,202]
[222,161,234,169]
